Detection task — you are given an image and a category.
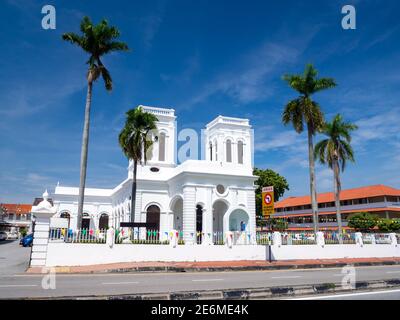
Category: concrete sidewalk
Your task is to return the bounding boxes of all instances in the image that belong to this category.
[26,257,400,274]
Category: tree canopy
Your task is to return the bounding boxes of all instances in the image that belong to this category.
[253,168,289,220]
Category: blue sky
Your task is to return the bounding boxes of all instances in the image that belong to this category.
[1,0,399,203]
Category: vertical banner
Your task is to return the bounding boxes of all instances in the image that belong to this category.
[262,186,274,218]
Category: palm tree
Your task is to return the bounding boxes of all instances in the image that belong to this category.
[315,114,358,241]
[119,107,158,223]
[62,16,129,228]
[282,64,336,234]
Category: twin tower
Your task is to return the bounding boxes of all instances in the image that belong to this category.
[133,105,254,170]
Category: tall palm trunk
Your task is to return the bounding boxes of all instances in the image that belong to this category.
[307,125,319,234]
[77,81,93,229]
[130,159,138,223]
[333,158,343,243]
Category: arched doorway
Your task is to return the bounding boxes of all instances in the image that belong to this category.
[146,205,160,241]
[60,212,70,229]
[212,200,228,244]
[99,213,109,230]
[196,205,203,244]
[229,208,250,245]
[229,209,249,232]
[81,213,91,230]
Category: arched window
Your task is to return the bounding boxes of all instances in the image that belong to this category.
[60,212,70,228]
[196,205,203,244]
[196,205,203,232]
[209,142,213,161]
[158,132,166,162]
[81,213,90,230]
[214,140,218,161]
[99,214,109,230]
[238,140,244,164]
[226,139,232,163]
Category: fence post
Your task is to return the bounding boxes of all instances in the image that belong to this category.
[389,233,398,246]
[29,190,57,268]
[316,231,325,246]
[272,232,282,247]
[106,228,115,248]
[355,232,363,246]
[170,230,178,248]
[226,231,233,248]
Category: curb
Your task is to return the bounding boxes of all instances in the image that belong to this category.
[19,278,400,300]
[27,259,400,274]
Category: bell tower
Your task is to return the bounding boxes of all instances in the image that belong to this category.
[204,116,253,168]
[128,106,177,169]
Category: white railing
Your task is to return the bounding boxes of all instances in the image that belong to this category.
[256,231,273,245]
[232,231,252,245]
[48,229,399,247]
[323,231,356,244]
[49,228,107,243]
[372,233,392,245]
[281,231,316,245]
[115,229,169,245]
[213,231,225,245]
[140,105,175,117]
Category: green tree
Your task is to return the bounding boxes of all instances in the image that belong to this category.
[377,219,400,233]
[282,64,336,233]
[254,168,289,224]
[119,107,158,222]
[348,212,378,232]
[314,114,358,241]
[270,218,288,232]
[62,16,129,228]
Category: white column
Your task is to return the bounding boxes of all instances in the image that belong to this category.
[202,189,213,245]
[30,218,50,267]
[355,232,363,246]
[272,232,282,246]
[183,186,196,244]
[247,190,257,244]
[316,231,325,246]
[389,233,398,246]
[134,192,142,223]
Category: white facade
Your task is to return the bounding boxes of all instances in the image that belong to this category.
[49,106,257,244]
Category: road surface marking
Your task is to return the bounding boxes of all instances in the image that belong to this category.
[192,279,224,282]
[0,284,38,288]
[291,288,400,300]
[271,276,302,279]
[102,281,139,285]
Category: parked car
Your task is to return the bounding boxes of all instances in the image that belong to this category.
[0,231,7,241]
[21,233,33,247]
[6,232,18,240]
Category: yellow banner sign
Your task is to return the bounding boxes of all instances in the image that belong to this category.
[262,186,274,217]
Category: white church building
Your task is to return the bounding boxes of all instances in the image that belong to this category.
[49,106,257,245]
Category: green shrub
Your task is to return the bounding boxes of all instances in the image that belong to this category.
[348,212,378,232]
[20,227,27,237]
[377,219,400,233]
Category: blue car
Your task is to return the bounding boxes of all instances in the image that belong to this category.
[21,233,33,247]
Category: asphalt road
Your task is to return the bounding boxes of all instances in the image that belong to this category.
[0,264,400,299]
[292,288,400,300]
[0,240,31,275]
[1,241,400,299]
